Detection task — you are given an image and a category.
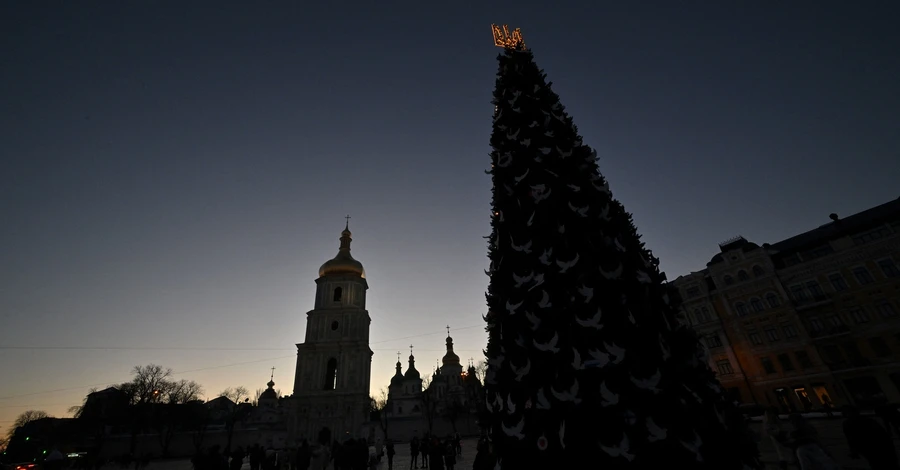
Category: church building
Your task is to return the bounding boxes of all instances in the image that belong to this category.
[290,221,373,441]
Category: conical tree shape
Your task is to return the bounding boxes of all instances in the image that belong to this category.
[483,44,761,469]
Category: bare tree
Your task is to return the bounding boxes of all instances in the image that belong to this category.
[123,364,174,404]
[372,388,391,441]
[164,379,203,404]
[473,360,487,381]
[7,410,50,437]
[219,387,251,453]
[420,377,438,434]
[253,388,265,406]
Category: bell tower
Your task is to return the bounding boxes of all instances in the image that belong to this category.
[291,218,373,440]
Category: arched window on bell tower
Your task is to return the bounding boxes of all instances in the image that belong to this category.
[333,287,343,302]
[324,358,338,390]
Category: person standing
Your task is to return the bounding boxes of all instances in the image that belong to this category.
[409,437,420,469]
[386,441,395,470]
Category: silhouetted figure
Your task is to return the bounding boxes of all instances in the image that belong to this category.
[297,440,311,470]
[249,444,263,470]
[386,441,395,470]
[309,428,332,470]
[843,406,899,470]
[472,439,495,470]
[427,438,443,470]
[409,437,420,469]
[454,433,461,457]
[443,440,455,470]
[420,435,429,469]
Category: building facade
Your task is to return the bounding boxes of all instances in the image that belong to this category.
[290,223,373,441]
[672,197,900,411]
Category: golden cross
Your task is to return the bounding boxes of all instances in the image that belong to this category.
[344,214,351,229]
[446,325,451,337]
[270,366,275,381]
[409,344,414,356]
[491,24,525,49]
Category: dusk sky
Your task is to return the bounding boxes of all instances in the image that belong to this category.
[2,1,899,433]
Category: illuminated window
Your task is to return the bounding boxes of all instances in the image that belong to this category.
[324,358,338,391]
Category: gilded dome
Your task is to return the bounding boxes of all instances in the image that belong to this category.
[318,225,365,278]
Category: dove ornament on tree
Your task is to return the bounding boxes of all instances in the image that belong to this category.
[483,28,761,470]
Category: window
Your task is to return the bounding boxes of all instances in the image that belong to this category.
[750,298,765,312]
[697,307,712,323]
[849,307,870,324]
[716,360,734,375]
[331,320,340,331]
[738,270,749,281]
[878,258,900,278]
[724,275,734,285]
[869,337,892,357]
[686,286,701,298]
[777,353,795,372]
[764,327,780,342]
[790,284,808,301]
[853,267,874,285]
[748,330,764,345]
[805,281,824,298]
[876,302,898,318]
[761,357,777,374]
[766,293,780,308]
[333,287,343,302]
[852,226,892,245]
[783,324,799,338]
[753,265,765,276]
[828,273,848,292]
[795,351,813,369]
[735,302,748,316]
[826,314,844,327]
[324,358,338,390]
[706,333,723,348]
[808,317,824,332]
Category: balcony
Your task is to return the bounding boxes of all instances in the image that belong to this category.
[793,294,833,311]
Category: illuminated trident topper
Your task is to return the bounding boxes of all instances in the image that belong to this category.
[491,24,525,49]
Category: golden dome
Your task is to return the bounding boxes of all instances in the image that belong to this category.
[318,224,366,278]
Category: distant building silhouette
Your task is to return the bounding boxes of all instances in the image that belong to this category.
[289,221,373,441]
[672,196,900,411]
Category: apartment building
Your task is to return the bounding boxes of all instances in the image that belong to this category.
[672,196,900,411]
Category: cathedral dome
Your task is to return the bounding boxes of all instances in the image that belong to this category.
[404,352,421,380]
[442,335,460,366]
[319,224,365,278]
[259,378,277,401]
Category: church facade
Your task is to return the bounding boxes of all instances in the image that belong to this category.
[384,332,484,440]
[289,223,374,442]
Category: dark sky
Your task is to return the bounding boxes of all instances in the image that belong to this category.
[1,1,898,429]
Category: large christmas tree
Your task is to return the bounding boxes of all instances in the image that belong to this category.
[483,32,761,469]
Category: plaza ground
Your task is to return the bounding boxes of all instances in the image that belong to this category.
[85,418,899,469]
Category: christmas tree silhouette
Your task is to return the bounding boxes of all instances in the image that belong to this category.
[483,32,761,469]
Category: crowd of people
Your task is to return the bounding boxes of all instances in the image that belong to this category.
[406,433,463,470]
